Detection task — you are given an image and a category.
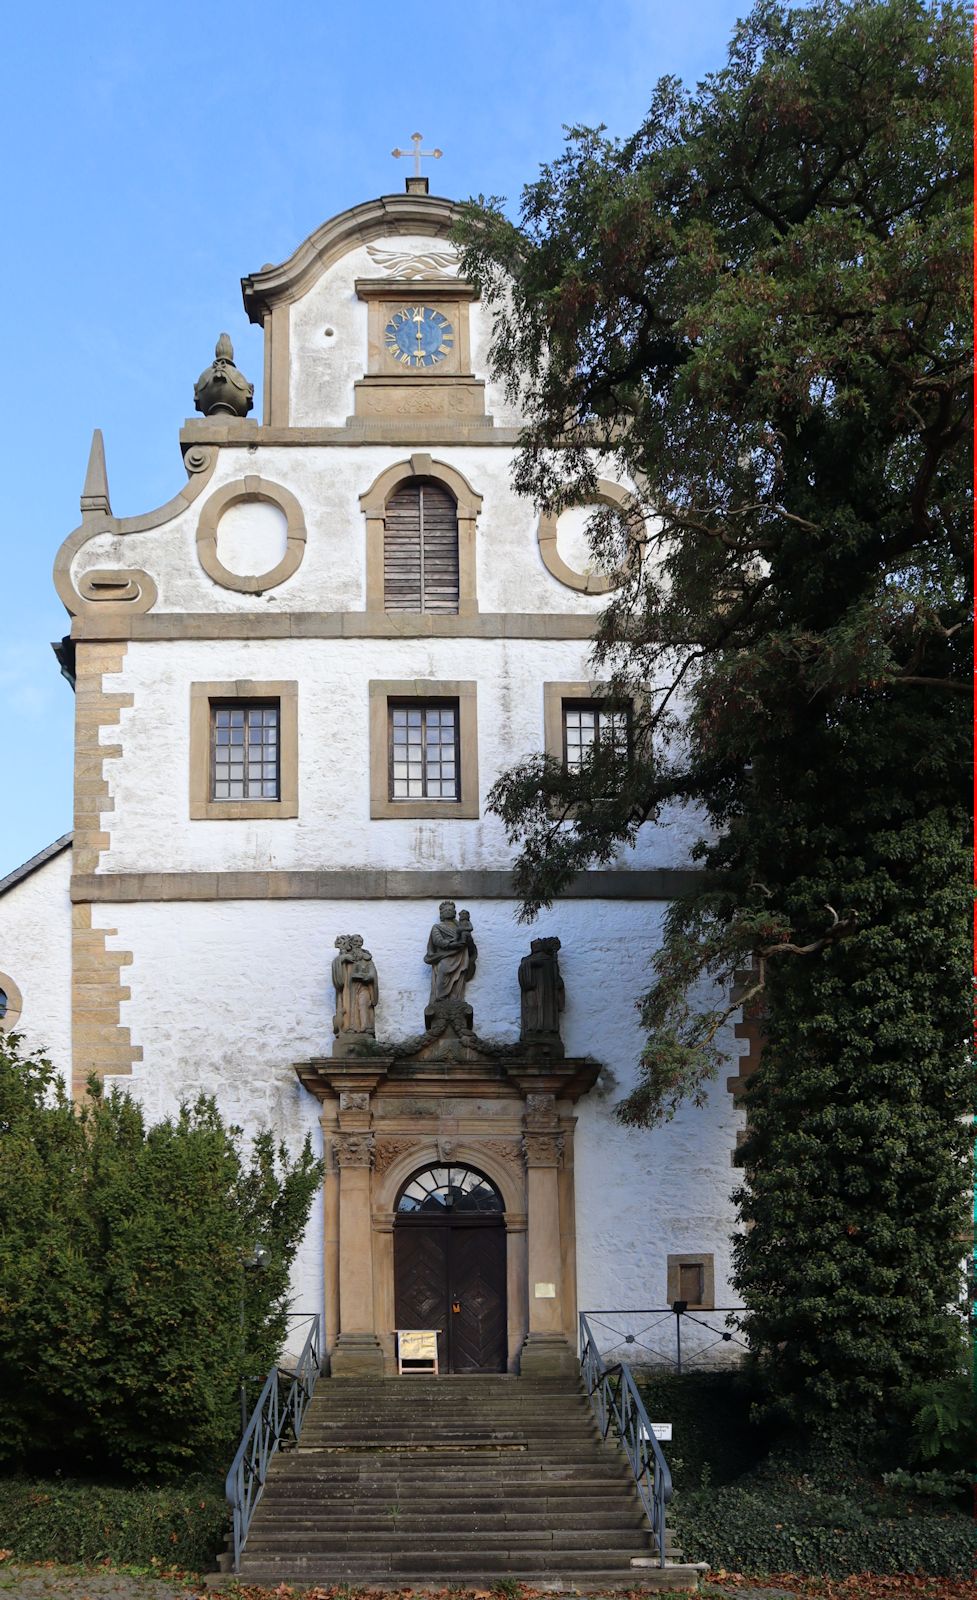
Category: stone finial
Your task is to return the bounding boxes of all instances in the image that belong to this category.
[80,429,112,518]
[193,333,254,418]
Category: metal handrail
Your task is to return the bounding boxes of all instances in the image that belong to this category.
[225,1311,321,1571]
[583,1305,747,1372]
[579,1311,672,1567]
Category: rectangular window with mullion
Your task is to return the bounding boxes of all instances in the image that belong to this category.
[562,700,632,775]
[389,700,459,800]
[211,701,280,801]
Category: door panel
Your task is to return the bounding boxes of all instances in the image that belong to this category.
[449,1224,507,1373]
[394,1218,507,1373]
[394,1224,450,1372]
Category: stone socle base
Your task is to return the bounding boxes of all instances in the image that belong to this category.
[329,1333,385,1378]
[519,1333,578,1379]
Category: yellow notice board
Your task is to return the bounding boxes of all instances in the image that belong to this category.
[398,1330,439,1361]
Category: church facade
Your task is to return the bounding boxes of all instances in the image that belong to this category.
[0,180,749,1377]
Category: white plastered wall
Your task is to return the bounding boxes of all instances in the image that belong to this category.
[99,894,745,1337]
[97,637,701,876]
[0,848,72,1091]
[286,236,524,430]
[69,443,613,619]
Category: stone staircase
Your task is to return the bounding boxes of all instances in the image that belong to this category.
[235,1374,697,1590]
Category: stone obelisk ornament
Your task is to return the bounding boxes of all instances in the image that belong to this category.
[332,934,379,1044]
[424,900,477,1030]
[519,936,566,1055]
[193,333,254,418]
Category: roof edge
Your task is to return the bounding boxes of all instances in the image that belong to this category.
[0,833,73,898]
[241,192,463,324]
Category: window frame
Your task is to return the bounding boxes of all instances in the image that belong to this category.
[543,682,635,776]
[360,456,482,618]
[666,1252,715,1312]
[0,971,23,1034]
[189,680,298,820]
[387,697,461,803]
[560,698,633,775]
[369,679,479,820]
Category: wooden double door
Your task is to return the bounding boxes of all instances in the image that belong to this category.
[394,1214,507,1373]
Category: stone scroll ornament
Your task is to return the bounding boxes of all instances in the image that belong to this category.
[423,901,477,1027]
[332,934,379,1037]
[518,937,566,1045]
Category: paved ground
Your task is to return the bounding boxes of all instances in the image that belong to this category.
[0,1567,200,1600]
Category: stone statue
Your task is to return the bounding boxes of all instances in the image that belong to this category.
[424,901,477,1021]
[194,333,254,418]
[519,937,565,1045]
[332,934,378,1037]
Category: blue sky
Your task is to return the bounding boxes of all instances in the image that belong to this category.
[1,0,750,878]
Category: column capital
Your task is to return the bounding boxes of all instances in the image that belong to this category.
[522,1131,565,1168]
[335,1131,375,1168]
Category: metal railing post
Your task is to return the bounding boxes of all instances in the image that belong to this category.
[224,1311,321,1572]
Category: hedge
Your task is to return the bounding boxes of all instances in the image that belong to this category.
[0,1476,227,1572]
[674,1477,975,1578]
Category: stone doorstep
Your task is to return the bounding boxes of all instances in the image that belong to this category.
[207,1573,701,1593]
[220,1570,703,1593]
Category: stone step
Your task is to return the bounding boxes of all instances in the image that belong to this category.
[263,1472,639,1497]
[246,1529,653,1551]
[235,1565,698,1592]
[267,1465,633,1472]
[239,1548,667,1574]
[249,1510,647,1532]
[271,1465,630,1484]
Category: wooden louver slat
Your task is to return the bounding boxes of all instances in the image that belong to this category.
[384,481,460,614]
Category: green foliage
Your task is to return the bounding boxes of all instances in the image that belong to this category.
[635,1369,770,1489]
[896,1373,977,1472]
[675,1470,975,1577]
[0,1475,226,1571]
[637,1370,973,1574]
[0,1035,322,1477]
[454,0,971,1433]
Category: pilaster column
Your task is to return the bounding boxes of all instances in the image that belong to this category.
[520,1094,577,1377]
[330,1092,384,1377]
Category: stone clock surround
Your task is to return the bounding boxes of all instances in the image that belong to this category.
[295,1043,599,1378]
[353,276,487,424]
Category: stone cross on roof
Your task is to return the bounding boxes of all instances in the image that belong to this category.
[391,132,443,179]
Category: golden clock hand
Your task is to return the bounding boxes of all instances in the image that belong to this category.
[412,306,425,367]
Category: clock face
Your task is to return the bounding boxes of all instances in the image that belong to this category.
[384,305,454,369]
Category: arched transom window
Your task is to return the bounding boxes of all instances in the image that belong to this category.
[396,1164,504,1214]
[384,479,460,614]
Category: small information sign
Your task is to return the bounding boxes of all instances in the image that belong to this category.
[651,1422,672,1441]
[398,1330,438,1361]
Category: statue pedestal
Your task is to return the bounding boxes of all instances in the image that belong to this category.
[424,997,474,1033]
[332,1030,377,1058]
[330,1332,385,1379]
[519,1333,578,1379]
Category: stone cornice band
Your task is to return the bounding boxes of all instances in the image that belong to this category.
[69,611,598,641]
[70,868,703,904]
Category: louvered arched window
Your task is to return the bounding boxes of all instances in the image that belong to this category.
[384,479,460,613]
